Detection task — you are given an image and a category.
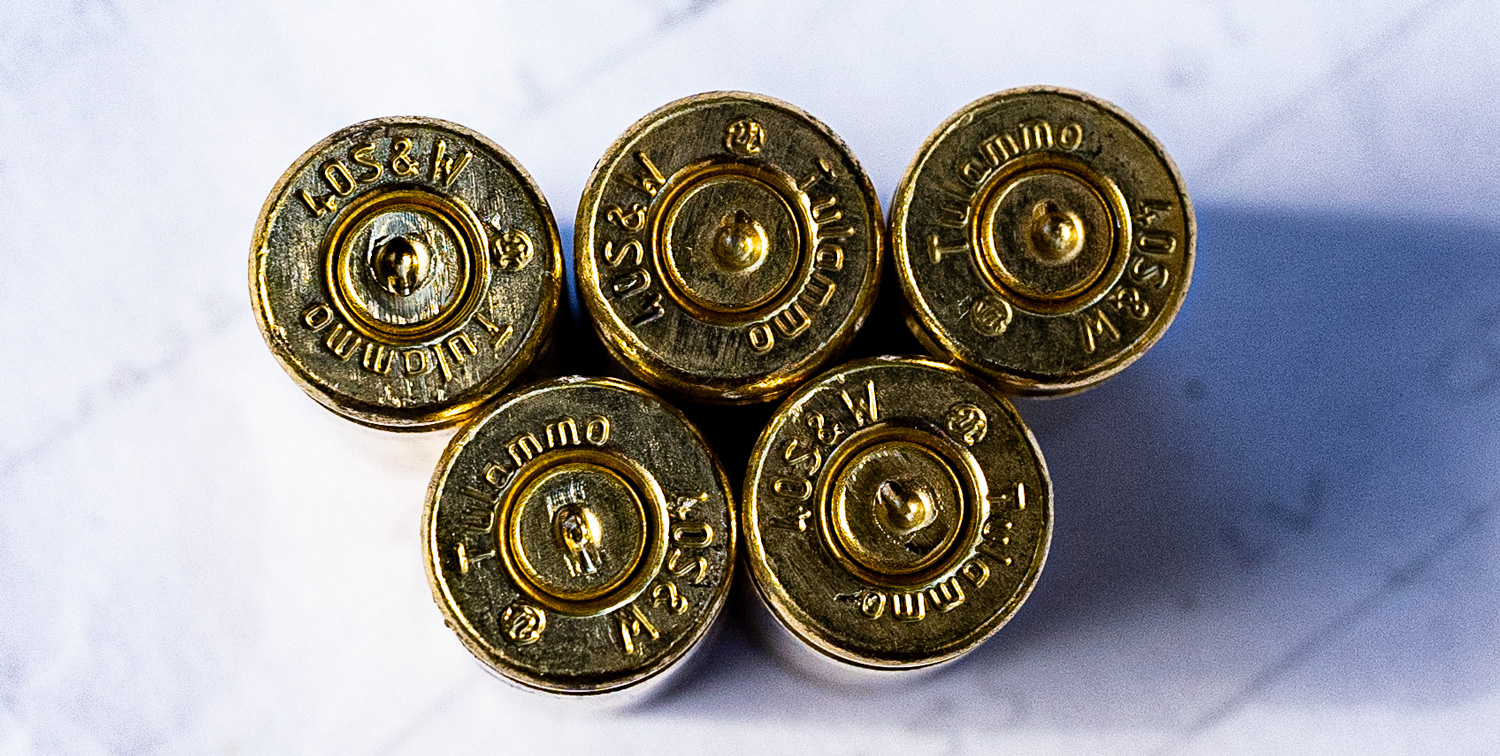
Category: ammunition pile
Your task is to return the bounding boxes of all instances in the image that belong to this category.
[250,88,1193,696]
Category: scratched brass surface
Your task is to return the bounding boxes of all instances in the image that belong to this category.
[743,357,1051,669]
[250,117,562,430]
[577,92,884,404]
[892,88,1194,396]
[425,377,735,694]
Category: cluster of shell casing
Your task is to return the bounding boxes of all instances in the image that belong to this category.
[250,88,1193,695]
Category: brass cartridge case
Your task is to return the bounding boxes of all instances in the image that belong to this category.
[892,88,1194,395]
[424,377,735,695]
[250,117,562,430]
[577,92,883,404]
[743,357,1051,670]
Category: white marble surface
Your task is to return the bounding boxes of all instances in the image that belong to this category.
[3,1,1499,753]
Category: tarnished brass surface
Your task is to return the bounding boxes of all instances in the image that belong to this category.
[250,117,562,430]
[577,92,884,404]
[425,377,735,694]
[743,357,1051,669]
[892,88,1194,395]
